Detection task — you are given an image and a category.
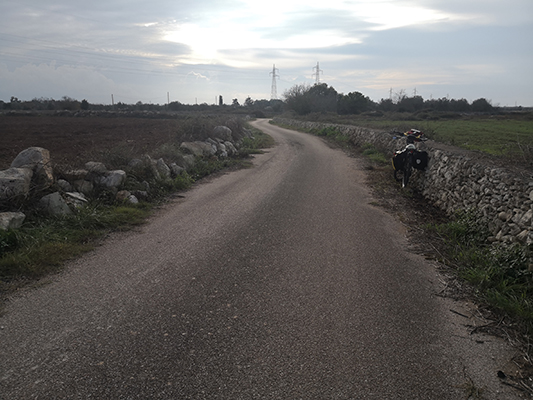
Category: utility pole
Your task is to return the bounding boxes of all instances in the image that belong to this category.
[270,64,279,100]
[312,62,323,85]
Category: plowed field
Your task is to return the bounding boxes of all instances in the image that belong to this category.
[0,115,183,170]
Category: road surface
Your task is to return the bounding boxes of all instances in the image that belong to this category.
[0,119,519,399]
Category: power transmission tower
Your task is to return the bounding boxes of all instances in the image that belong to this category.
[312,62,323,85]
[270,64,279,100]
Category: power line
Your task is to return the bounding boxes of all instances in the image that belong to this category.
[269,64,279,100]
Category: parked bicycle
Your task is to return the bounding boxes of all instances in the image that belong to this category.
[391,129,428,188]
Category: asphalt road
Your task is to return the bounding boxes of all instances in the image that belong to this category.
[0,119,519,399]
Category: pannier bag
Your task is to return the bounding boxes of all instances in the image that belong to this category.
[413,151,428,170]
[392,149,406,170]
[392,149,429,171]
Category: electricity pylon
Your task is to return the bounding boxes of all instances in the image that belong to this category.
[270,64,280,100]
[312,62,323,85]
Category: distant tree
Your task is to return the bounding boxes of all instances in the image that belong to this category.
[283,83,338,115]
[168,101,182,111]
[270,99,284,112]
[393,89,407,104]
[337,91,374,114]
[308,83,338,113]
[449,98,470,112]
[283,83,312,115]
[471,98,493,112]
[378,98,394,112]
[232,98,240,107]
[6,96,21,110]
[80,99,89,110]
[397,95,424,112]
[60,96,79,111]
[244,97,254,108]
[424,97,450,112]
[219,95,223,106]
[253,99,272,109]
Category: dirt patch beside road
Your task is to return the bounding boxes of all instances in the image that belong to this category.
[0,115,184,169]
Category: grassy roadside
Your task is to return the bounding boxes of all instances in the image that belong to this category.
[427,211,533,326]
[0,124,274,306]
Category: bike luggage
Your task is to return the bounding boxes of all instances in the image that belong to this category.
[413,151,428,170]
[392,150,406,170]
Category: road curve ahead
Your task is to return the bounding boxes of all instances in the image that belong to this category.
[0,119,517,399]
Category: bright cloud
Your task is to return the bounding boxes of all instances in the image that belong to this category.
[163,0,459,66]
[352,2,457,30]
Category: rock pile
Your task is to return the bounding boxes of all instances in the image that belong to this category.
[274,117,533,246]
[0,125,246,230]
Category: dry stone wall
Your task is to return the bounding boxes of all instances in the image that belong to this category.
[274,117,533,246]
[0,125,248,230]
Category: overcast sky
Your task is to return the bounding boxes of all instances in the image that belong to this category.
[1,0,532,106]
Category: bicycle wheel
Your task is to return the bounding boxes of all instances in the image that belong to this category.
[402,159,412,188]
[394,168,403,182]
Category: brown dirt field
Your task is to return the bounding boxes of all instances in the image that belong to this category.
[0,116,184,170]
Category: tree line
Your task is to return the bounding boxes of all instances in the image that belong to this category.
[2,86,496,116]
[282,83,495,115]
[0,96,284,115]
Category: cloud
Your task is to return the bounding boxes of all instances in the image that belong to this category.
[0,62,133,102]
[421,0,533,26]
[187,71,210,81]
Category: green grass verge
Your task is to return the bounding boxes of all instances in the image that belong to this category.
[306,125,389,164]
[427,210,533,331]
[361,143,389,164]
[0,203,152,282]
[240,126,276,153]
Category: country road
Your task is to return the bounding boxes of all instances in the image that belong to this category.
[0,119,519,399]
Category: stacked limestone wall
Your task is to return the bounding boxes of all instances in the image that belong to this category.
[0,125,248,230]
[274,117,533,246]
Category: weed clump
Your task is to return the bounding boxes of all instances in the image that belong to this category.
[430,210,533,330]
[362,143,389,164]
